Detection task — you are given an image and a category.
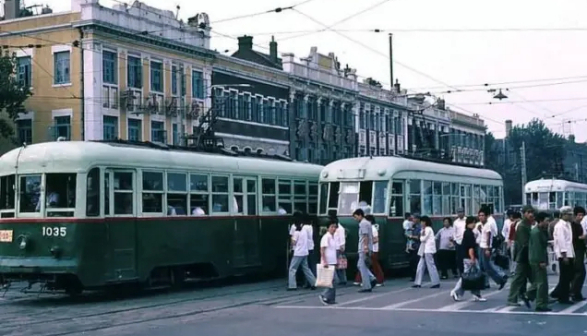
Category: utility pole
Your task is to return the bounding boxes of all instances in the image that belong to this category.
[520,141,527,205]
[388,33,393,91]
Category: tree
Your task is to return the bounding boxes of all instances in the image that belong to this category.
[502,118,566,203]
[484,131,497,170]
[0,48,32,140]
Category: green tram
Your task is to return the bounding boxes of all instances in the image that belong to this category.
[0,140,323,294]
[317,156,504,271]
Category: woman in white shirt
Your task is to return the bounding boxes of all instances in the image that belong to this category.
[288,222,317,290]
[319,222,339,305]
[413,216,441,288]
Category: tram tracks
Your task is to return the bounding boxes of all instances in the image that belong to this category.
[0,280,322,336]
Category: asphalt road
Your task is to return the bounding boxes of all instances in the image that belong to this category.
[2,274,587,336]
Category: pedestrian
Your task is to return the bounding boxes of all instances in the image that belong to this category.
[352,208,377,292]
[548,211,560,241]
[436,217,458,279]
[506,205,534,307]
[551,206,575,304]
[302,214,316,288]
[508,211,522,275]
[288,221,317,290]
[332,216,347,286]
[525,211,552,312]
[355,215,384,286]
[478,207,508,290]
[452,208,467,275]
[571,206,586,301]
[413,215,440,288]
[450,216,486,302]
[403,213,413,231]
[318,221,339,305]
[405,214,422,282]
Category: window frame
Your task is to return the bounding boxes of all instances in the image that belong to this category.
[167,171,188,216]
[17,173,43,218]
[53,51,71,85]
[189,173,210,216]
[210,175,230,215]
[0,174,16,217]
[261,177,277,214]
[44,172,77,217]
[141,170,165,215]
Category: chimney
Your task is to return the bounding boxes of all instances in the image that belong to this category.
[237,35,253,51]
[4,0,20,20]
[394,79,401,93]
[269,36,278,63]
[505,119,512,137]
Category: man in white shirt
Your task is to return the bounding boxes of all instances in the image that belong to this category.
[479,207,508,290]
[552,206,575,304]
[452,208,467,275]
[288,225,317,290]
[353,208,377,292]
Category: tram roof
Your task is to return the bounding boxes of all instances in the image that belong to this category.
[524,179,587,192]
[320,156,502,181]
[0,141,323,178]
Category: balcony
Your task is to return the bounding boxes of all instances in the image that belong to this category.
[287,62,357,91]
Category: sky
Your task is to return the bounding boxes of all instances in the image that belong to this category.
[20,0,587,141]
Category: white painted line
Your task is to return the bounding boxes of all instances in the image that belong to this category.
[381,290,448,309]
[559,300,587,314]
[275,305,587,317]
[496,306,518,312]
[482,306,502,312]
[336,287,412,307]
[438,286,509,311]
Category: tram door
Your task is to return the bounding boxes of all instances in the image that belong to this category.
[103,169,138,282]
[232,177,261,268]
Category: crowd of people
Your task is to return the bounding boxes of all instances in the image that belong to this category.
[287,204,587,311]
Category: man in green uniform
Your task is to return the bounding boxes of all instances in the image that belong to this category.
[507,205,535,306]
[525,212,551,312]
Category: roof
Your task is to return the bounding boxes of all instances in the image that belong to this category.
[524,179,587,192]
[0,141,323,178]
[230,50,282,70]
[320,156,502,182]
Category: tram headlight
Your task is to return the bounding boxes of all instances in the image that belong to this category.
[17,235,28,250]
[50,246,62,258]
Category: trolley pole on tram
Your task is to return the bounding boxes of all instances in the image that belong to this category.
[520,141,527,205]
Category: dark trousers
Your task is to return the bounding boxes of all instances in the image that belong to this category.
[527,264,549,310]
[573,251,586,299]
[508,262,531,304]
[408,249,419,280]
[552,258,575,302]
[305,250,317,286]
[455,244,465,275]
[437,249,457,277]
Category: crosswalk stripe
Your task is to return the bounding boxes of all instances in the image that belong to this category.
[336,287,412,307]
[559,300,587,314]
[496,306,518,312]
[381,290,448,309]
[439,287,507,311]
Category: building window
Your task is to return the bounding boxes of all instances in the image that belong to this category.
[263,99,274,124]
[127,55,142,89]
[102,86,118,110]
[53,116,71,140]
[103,115,118,140]
[192,70,204,99]
[171,65,178,96]
[227,91,237,119]
[251,96,261,122]
[53,51,70,84]
[150,61,163,93]
[17,56,31,88]
[102,50,117,85]
[128,118,142,141]
[172,123,179,145]
[151,120,165,143]
[16,119,32,144]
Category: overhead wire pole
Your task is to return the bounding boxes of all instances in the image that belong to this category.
[520,141,527,205]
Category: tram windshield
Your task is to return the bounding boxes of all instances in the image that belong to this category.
[337,181,373,215]
[525,191,560,210]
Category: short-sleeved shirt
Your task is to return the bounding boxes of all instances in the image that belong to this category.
[320,232,338,265]
[480,220,498,249]
[292,230,309,257]
[358,218,373,252]
[372,226,379,252]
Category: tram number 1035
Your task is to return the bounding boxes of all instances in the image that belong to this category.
[42,227,67,237]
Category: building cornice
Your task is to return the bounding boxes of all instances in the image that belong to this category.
[357,94,409,111]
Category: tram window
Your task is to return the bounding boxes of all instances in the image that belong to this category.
[279,202,292,214]
[294,181,307,195]
[0,175,15,210]
[422,181,432,215]
[442,183,450,215]
[372,181,387,214]
[409,179,421,215]
[309,183,318,197]
[338,182,359,215]
[247,195,257,215]
[472,185,481,214]
[233,178,244,214]
[294,201,307,213]
[114,193,133,215]
[211,176,229,213]
[308,201,317,214]
[319,183,328,214]
[358,181,373,211]
[190,174,209,192]
[556,192,563,208]
[389,180,404,217]
[189,194,208,215]
[19,175,41,213]
[143,171,163,191]
[262,178,276,212]
[328,182,339,208]
[168,172,187,192]
[86,168,100,217]
[432,182,442,215]
[279,180,292,195]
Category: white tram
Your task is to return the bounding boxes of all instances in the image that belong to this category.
[524,178,587,211]
[319,156,505,220]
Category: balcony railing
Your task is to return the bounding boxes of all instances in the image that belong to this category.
[450,111,485,127]
[289,63,357,91]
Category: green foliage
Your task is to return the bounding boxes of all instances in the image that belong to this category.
[0,48,32,139]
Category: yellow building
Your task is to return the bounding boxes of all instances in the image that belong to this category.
[0,0,214,145]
